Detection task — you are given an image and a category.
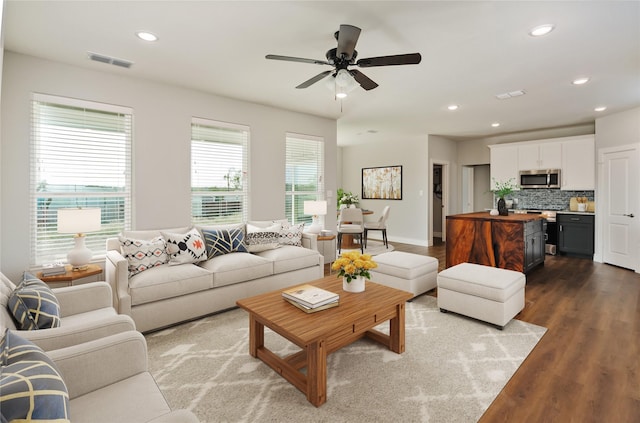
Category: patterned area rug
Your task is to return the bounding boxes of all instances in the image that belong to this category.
[146,295,546,423]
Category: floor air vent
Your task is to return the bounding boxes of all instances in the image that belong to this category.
[88,52,133,69]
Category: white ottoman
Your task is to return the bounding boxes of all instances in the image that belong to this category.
[369,251,438,298]
[437,263,525,329]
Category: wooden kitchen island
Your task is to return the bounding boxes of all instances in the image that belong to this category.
[446,212,546,273]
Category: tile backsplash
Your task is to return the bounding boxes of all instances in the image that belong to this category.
[503,189,594,211]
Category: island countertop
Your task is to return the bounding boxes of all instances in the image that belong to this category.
[447,211,546,222]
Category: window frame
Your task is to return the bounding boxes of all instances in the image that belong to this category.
[190,117,250,226]
[30,93,132,265]
[285,133,325,225]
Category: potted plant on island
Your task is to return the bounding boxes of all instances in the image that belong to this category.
[331,251,377,293]
[491,178,518,216]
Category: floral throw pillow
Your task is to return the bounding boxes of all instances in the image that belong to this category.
[161,228,207,265]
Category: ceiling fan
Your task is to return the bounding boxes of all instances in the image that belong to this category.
[266,24,421,95]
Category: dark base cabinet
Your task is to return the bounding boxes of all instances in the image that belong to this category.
[524,220,546,273]
[557,213,594,258]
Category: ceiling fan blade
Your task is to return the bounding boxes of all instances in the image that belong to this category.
[349,70,379,91]
[296,70,333,89]
[266,54,330,66]
[336,24,361,60]
[356,53,422,67]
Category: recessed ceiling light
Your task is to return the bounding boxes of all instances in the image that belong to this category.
[572,77,590,85]
[529,24,555,37]
[491,122,500,128]
[447,105,459,111]
[136,31,158,42]
[594,106,607,112]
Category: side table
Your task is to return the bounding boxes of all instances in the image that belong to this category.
[37,264,103,287]
[317,235,337,272]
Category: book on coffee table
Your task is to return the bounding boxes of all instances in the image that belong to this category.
[282,284,339,309]
[41,263,67,276]
[284,297,339,313]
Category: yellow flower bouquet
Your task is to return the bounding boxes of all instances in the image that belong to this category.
[331,251,378,283]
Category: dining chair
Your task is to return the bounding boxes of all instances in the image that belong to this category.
[364,205,390,248]
[337,207,364,253]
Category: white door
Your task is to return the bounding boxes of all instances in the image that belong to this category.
[601,144,639,271]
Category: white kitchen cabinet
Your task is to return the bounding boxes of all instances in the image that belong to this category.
[518,142,562,170]
[561,136,595,190]
[489,144,519,187]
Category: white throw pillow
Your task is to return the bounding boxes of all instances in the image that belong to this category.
[119,236,169,276]
[246,223,281,253]
[277,221,305,247]
[161,228,207,265]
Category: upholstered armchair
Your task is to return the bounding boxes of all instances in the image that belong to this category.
[1,272,135,351]
[1,329,198,423]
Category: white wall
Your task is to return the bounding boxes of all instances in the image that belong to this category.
[0,52,337,280]
[595,107,640,149]
[340,135,429,246]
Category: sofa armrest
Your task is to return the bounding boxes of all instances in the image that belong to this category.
[105,249,132,316]
[53,281,113,317]
[302,232,318,251]
[48,331,148,399]
[15,313,136,351]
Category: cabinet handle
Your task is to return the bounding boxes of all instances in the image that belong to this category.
[571,217,580,221]
[624,213,635,218]
[559,225,563,232]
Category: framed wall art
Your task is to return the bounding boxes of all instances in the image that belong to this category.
[362,165,402,200]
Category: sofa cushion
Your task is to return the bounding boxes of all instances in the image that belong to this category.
[199,252,273,288]
[119,236,169,276]
[122,226,191,241]
[246,223,281,253]
[0,329,70,423]
[8,273,61,330]
[255,245,320,274]
[161,228,207,265]
[128,264,213,306]
[201,227,248,259]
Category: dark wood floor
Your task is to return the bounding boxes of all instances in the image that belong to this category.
[335,239,640,422]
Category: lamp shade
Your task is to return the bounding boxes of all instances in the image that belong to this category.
[304,201,327,216]
[57,208,101,234]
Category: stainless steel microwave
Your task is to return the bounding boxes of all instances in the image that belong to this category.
[519,169,561,188]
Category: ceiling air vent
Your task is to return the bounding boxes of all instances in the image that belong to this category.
[495,90,526,100]
[87,52,133,69]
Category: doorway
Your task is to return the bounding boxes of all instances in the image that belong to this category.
[599,144,639,272]
[430,159,449,246]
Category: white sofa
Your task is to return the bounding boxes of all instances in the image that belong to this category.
[105,222,324,332]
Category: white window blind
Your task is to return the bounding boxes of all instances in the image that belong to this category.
[285,133,324,224]
[30,94,132,265]
[191,118,249,225]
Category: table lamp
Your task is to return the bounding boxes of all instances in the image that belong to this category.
[57,208,101,270]
[304,200,327,234]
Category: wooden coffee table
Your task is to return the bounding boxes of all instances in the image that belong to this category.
[236,275,413,406]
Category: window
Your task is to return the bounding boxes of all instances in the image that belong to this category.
[191,118,249,225]
[30,94,132,265]
[285,133,324,224]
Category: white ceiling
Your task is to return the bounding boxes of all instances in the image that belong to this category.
[4,1,640,146]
